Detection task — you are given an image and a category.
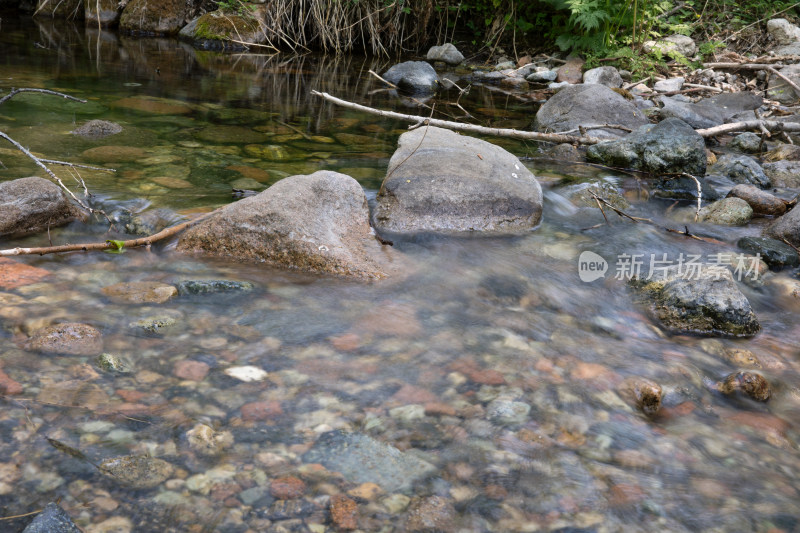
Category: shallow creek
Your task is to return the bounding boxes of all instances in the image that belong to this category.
[1,15,800,533]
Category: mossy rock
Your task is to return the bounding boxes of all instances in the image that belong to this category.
[180,10,265,46]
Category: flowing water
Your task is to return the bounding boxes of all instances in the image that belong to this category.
[1,15,800,533]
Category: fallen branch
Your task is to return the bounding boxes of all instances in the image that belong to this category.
[0,87,86,106]
[696,119,800,138]
[311,90,602,145]
[0,212,213,257]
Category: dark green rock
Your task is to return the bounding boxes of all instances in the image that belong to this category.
[737,237,799,269]
[708,154,770,189]
[176,280,255,295]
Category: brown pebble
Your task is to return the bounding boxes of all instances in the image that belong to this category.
[330,333,361,351]
[241,400,283,421]
[424,402,457,417]
[347,483,384,502]
[269,476,306,499]
[172,360,209,381]
[210,482,240,502]
[718,371,771,402]
[0,369,22,395]
[484,484,508,500]
[405,495,456,533]
[330,494,358,530]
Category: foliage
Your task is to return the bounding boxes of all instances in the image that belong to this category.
[215,0,255,17]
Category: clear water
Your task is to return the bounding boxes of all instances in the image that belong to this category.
[1,15,799,533]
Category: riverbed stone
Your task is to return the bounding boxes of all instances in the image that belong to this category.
[583,66,623,88]
[120,0,189,35]
[426,43,464,65]
[186,423,233,456]
[0,177,85,238]
[302,430,436,493]
[98,455,174,489]
[382,61,440,95]
[0,258,51,290]
[178,171,390,279]
[766,206,800,247]
[630,264,760,337]
[697,197,753,226]
[726,184,787,217]
[405,496,456,533]
[737,237,799,269]
[176,279,254,295]
[26,323,103,355]
[102,281,178,304]
[643,34,697,57]
[534,84,649,138]
[22,502,81,533]
[657,92,763,129]
[768,63,800,104]
[762,160,800,188]
[767,18,800,45]
[652,175,720,202]
[372,126,542,235]
[708,154,770,189]
[586,118,706,176]
[179,10,266,47]
[71,119,122,139]
[556,57,584,84]
[654,77,684,93]
[728,132,763,154]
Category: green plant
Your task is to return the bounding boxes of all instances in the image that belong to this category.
[216,0,256,17]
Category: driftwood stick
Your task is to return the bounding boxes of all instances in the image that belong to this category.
[0,87,86,106]
[0,212,213,257]
[696,119,800,138]
[39,159,116,173]
[311,90,602,145]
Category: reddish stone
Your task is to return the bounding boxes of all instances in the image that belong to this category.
[210,482,241,502]
[330,333,361,351]
[173,360,209,381]
[449,359,506,385]
[356,303,422,337]
[609,483,645,506]
[484,484,508,500]
[0,369,23,395]
[116,389,147,402]
[556,58,585,84]
[0,258,51,289]
[730,411,789,437]
[330,494,358,530]
[114,403,152,416]
[517,55,532,68]
[269,476,306,500]
[241,400,283,421]
[391,384,439,405]
[424,402,457,417]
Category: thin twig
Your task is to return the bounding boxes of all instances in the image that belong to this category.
[38,159,116,173]
[0,87,86,106]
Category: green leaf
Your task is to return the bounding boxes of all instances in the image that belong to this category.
[105,240,125,254]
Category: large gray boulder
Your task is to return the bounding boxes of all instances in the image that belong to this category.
[657,92,762,129]
[708,154,770,189]
[582,66,623,88]
[426,43,464,65]
[0,177,85,238]
[631,265,760,337]
[372,127,542,235]
[762,160,800,188]
[767,18,800,46]
[382,61,440,95]
[767,206,800,247]
[586,118,706,176]
[534,84,649,138]
[178,171,391,279]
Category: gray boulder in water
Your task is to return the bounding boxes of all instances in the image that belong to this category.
[372,126,542,235]
[586,118,706,176]
[71,119,122,139]
[708,154,770,189]
[0,177,85,238]
[178,171,391,279]
[382,61,440,95]
[22,502,81,533]
[630,265,760,337]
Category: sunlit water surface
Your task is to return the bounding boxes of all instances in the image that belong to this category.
[1,15,800,533]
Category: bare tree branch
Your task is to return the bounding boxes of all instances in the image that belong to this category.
[0,87,86,106]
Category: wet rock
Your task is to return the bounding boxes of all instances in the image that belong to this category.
[762,160,800,188]
[178,171,390,279]
[654,77,684,92]
[728,132,763,154]
[330,494,358,530]
[71,119,122,139]
[717,371,771,401]
[586,118,706,176]
[0,258,51,290]
[652,175,720,202]
[426,43,464,65]
[186,424,233,456]
[176,279,255,295]
[270,476,306,499]
[129,313,179,334]
[767,18,800,45]
[111,207,185,236]
[582,66,623,88]
[37,381,109,409]
[630,264,760,337]
[657,92,762,129]
[726,184,787,217]
[534,84,649,139]
[0,369,23,395]
[99,455,174,489]
[697,197,753,226]
[260,499,317,521]
[768,64,800,104]
[22,502,81,533]
[173,360,210,381]
[618,377,662,416]
[707,154,770,189]
[766,205,800,246]
[120,0,189,35]
[737,236,799,269]
[240,400,283,421]
[526,69,558,82]
[102,281,177,304]
[81,145,147,163]
[372,126,542,235]
[95,353,133,374]
[486,399,531,426]
[111,95,193,115]
[763,144,800,163]
[224,365,268,382]
[179,11,265,47]
[556,57,584,84]
[0,177,85,238]
[26,323,103,356]
[405,495,456,533]
[382,61,440,95]
[725,348,762,368]
[302,430,436,493]
[643,34,697,57]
